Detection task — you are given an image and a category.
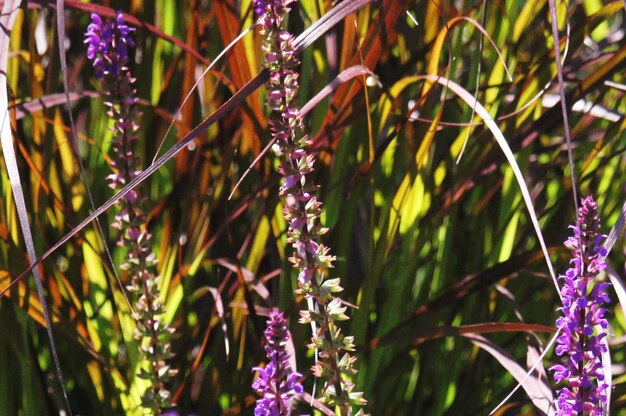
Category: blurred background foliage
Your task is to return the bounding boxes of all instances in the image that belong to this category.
[0,0,625,415]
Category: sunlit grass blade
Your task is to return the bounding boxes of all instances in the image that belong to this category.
[1,2,71,412]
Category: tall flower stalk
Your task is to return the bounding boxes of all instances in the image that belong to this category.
[551,196,611,415]
[252,310,304,416]
[85,12,175,414]
[254,1,365,415]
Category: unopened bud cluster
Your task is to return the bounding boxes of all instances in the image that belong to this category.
[253,1,366,415]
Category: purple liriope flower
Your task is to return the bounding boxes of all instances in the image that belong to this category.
[255,2,366,415]
[252,311,304,416]
[551,196,611,415]
[85,12,176,414]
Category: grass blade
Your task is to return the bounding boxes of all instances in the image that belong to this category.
[1,1,71,413]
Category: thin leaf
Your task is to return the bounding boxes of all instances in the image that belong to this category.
[0,1,71,413]
[420,74,558,295]
[300,65,374,116]
[602,200,626,260]
[230,65,374,199]
[193,286,229,360]
[481,330,557,416]
[12,91,98,119]
[606,262,626,329]
[548,0,580,218]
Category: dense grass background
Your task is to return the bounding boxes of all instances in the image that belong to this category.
[1,0,625,415]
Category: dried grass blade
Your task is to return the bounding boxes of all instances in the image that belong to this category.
[0,1,71,413]
[12,91,98,119]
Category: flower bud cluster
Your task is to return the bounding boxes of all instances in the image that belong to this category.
[252,311,304,416]
[85,11,176,414]
[551,196,611,415]
[254,2,365,415]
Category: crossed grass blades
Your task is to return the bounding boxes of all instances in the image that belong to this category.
[0,1,624,415]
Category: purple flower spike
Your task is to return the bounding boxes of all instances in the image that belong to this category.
[550,196,611,415]
[252,311,303,416]
[84,11,135,79]
[85,12,175,413]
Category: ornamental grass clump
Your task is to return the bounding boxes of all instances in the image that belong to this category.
[254,1,365,415]
[252,310,304,416]
[85,11,176,414]
[551,196,611,415]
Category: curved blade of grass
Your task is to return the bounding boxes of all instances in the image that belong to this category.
[373,73,559,305]
[606,262,626,330]
[426,15,512,84]
[229,64,374,199]
[548,0,579,219]
[0,1,72,413]
[420,74,558,295]
[294,0,375,54]
[374,249,551,346]
[312,0,403,151]
[192,286,229,360]
[602,200,626,260]
[12,91,98,119]
[371,322,555,349]
[5,0,376,292]
[300,65,374,116]
[152,21,259,163]
[483,331,558,415]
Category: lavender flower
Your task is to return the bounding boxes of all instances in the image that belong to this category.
[551,196,610,415]
[86,12,175,414]
[254,2,365,415]
[253,311,304,416]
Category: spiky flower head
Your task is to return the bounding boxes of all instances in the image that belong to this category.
[85,11,135,79]
[252,311,303,416]
[253,1,367,414]
[551,196,611,415]
[85,12,176,414]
